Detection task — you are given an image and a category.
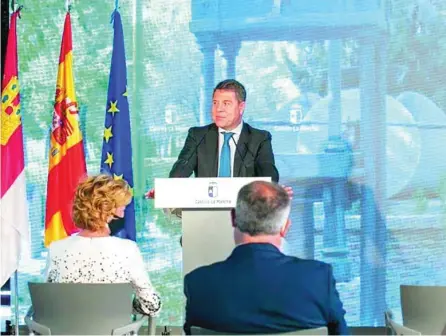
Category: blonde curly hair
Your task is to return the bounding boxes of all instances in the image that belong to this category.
[73,174,132,231]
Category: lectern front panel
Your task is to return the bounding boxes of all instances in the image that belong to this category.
[182,209,234,276]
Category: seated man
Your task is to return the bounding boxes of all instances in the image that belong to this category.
[184,181,348,335]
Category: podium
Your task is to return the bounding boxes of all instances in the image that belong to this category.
[154,177,271,276]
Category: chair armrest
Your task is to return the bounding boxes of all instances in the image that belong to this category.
[25,306,34,319]
[24,307,52,335]
[384,310,393,335]
[112,315,145,335]
[385,310,421,335]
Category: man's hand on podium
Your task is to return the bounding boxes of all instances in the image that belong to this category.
[282,185,293,200]
[145,188,155,199]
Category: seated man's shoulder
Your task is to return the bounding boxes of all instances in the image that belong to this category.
[285,255,333,274]
[185,260,225,284]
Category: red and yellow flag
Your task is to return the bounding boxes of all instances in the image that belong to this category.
[1,9,29,286]
[45,12,87,247]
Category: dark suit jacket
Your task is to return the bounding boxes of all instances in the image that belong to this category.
[169,122,279,182]
[184,243,348,335]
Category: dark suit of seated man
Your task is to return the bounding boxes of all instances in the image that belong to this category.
[184,181,348,335]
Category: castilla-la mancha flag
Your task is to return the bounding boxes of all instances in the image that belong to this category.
[45,12,86,247]
[0,9,29,286]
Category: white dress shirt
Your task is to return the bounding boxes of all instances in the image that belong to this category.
[217,121,244,177]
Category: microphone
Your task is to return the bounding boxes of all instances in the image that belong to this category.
[243,142,256,160]
[230,134,248,175]
[170,126,212,178]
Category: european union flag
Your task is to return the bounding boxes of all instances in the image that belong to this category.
[100,10,136,241]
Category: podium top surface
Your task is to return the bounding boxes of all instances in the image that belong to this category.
[154,177,271,209]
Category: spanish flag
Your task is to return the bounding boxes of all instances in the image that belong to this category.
[1,9,29,286]
[44,12,86,247]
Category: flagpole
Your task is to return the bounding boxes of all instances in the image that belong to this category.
[13,271,19,335]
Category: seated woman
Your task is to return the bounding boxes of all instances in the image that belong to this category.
[44,174,161,316]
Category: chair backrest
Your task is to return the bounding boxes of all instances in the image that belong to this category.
[400,284,446,335]
[190,326,328,335]
[28,282,134,335]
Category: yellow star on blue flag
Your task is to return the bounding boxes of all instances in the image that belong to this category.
[104,152,114,168]
[104,126,113,142]
[108,100,119,115]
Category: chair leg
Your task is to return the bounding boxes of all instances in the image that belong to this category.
[148,316,156,336]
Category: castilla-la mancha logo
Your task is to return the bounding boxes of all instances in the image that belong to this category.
[208,182,218,198]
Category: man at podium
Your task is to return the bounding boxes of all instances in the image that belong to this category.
[170,79,279,181]
[146,79,293,199]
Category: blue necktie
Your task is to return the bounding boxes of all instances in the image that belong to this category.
[218,132,234,177]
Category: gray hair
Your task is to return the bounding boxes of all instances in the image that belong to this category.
[235,181,291,236]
